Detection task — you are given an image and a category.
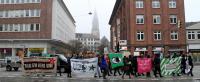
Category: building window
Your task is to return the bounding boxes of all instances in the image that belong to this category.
[136,15,144,24]
[0,9,41,18]
[35,9,40,17]
[0,25,3,31]
[171,31,178,40]
[25,24,29,31]
[36,24,40,31]
[170,15,177,24]
[136,0,144,8]
[137,31,144,41]
[187,31,195,40]
[152,0,160,8]
[153,15,161,24]
[0,11,3,17]
[197,31,200,39]
[14,24,19,32]
[169,0,176,8]
[9,24,13,31]
[30,24,34,31]
[154,31,161,40]
[0,0,41,4]
[25,10,30,17]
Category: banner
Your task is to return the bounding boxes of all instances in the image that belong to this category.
[109,53,124,69]
[137,58,152,74]
[22,57,57,75]
[70,58,98,78]
[160,57,181,76]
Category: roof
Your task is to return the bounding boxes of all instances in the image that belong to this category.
[186,22,200,30]
[185,22,200,27]
[58,0,76,23]
[108,0,122,25]
[75,33,99,40]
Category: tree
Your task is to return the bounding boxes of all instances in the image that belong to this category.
[68,40,83,54]
[98,36,110,54]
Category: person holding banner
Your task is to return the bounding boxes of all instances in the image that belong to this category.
[153,54,163,77]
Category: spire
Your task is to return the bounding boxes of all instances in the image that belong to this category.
[91,10,100,39]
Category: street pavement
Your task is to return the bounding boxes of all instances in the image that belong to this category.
[0,66,200,82]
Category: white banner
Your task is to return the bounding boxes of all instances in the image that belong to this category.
[70,58,98,78]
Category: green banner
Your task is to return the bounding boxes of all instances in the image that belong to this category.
[160,57,181,76]
[109,53,124,69]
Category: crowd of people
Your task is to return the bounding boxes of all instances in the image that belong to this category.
[95,53,194,79]
[59,53,194,79]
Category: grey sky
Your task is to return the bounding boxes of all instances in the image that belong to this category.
[64,0,200,40]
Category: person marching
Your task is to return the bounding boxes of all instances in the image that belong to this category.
[187,55,194,76]
[100,55,108,79]
[122,56,131,79]
[153,54,163,77]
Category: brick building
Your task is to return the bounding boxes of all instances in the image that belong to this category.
[109,0,186,56]
[0,0,75,58]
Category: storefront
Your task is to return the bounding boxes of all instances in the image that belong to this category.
[168,48,185,57]
[188,44,200,62]
[152,47,163,58]
[0,48,12,59]
[135,47,147,56]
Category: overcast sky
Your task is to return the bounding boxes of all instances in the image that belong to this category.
[64,0,200,40]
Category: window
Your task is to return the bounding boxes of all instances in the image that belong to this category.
[11,0,15,4]
[0,9,40,18]
[37,0,41,3]
[0,0,5,4]
[16,0,20,3]
[137,31,144,41]
[5,11,8,17]
[36,24,40,31]
[25,24,29,31]
[6,0,9,4]
[30,24,34,31]
[31,10,34,16]
[154,31,161,40]
[0,25,3,31]
[21,0,25,3]
[187,31,195,40]
[171,31,178,40]
[20,24,23,31]
[152,0,160,8]
[136,15,144,24]
[35,9,40,17]
[4,24,8,31]
[170,15,177,24]
[197,31,200,39]
[25,10,29,17]
[9,24,13,31]
[153,15,161,24]
[14,24,19,31]
[0,11,3,17]
[169,0,176,8]
[136,1,144,8]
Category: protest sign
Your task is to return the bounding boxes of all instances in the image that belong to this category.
[70,58,98,78]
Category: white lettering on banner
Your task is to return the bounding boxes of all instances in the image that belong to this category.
[70,58,98,78]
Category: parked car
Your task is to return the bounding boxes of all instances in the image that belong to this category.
[5,57,21,71]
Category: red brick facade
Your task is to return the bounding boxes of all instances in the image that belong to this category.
[0,0,53,39]
[109,0,186,56]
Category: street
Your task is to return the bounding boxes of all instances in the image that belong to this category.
[0,66,200,82]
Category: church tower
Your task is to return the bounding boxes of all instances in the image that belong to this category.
[91,11,100,39]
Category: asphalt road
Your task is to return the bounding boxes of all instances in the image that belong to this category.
[0,66,199,82]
